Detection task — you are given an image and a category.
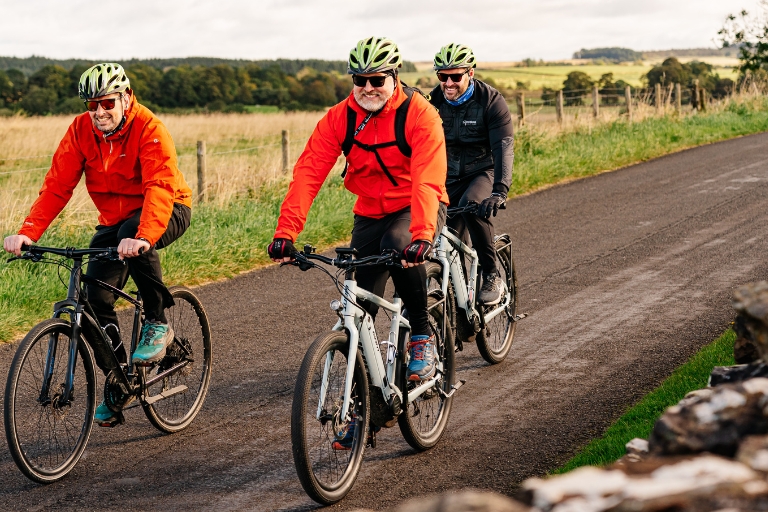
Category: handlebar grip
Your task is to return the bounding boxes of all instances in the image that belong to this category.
[21,243,31,251]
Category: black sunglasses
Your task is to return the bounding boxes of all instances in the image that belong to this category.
[436,69,470,83]
[352,74,391,87]
[83,96,122,112]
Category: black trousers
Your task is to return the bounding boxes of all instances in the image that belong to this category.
[350,205,446,337]
[85,203,191,361]
[447,171,497,275]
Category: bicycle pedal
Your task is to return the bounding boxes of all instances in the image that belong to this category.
[97,412,125,428]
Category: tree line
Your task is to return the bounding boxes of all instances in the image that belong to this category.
[538,58,734,106]
[0,57,418,115]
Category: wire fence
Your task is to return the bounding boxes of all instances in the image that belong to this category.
[510,80,715,126]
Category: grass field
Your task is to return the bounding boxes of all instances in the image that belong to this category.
[402,57,739,91]
[0,92,766,342]
[553,330,736,474]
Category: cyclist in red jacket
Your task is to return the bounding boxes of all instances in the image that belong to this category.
[268,37,448,391]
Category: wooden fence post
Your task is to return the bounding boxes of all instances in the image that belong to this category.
[196,140,206,203]
[693,79,700,111]
[666,83,673,108]
[625,86,632,123]
[281,130,290,173]
[516,93,525,127]
[556,90,564,125]
[592,85,599,118]
[655,83,662,114]
[699,89,707,112]
[675,83,682,112]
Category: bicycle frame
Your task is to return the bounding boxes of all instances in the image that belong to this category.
[322,271,445,425]
[42,253,143,407]
[434,226,512,330]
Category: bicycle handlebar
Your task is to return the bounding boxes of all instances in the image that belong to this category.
[15,244,121,261]
[447,202,479,217]
[286,246,401,271]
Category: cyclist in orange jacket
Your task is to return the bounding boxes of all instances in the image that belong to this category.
[3,63,192,427]
[268,37,448,392]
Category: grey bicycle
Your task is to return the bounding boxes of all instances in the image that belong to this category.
[288,246,459,505]
[433,203,526,364]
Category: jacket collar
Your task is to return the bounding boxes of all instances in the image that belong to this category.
[348,80,406,117]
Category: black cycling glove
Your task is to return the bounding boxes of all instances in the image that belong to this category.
[478,193,507,219]
[402,240,432,264]
[267,238,296,260]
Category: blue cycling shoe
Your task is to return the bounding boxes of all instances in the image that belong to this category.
[407,335,436,381]
[331,416,381,450]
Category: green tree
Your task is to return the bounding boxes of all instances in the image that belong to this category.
[562,71,593,105]
[125,63,163,105]
[20,85,58,115]
[0,70,12,107]
[719,6,768,77]
[28,65,70,101]
[160,66,200,107]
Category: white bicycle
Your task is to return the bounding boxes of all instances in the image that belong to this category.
[432,202,526,364]
[288,246,460,505]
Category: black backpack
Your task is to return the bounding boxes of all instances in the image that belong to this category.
[341,86,426,187]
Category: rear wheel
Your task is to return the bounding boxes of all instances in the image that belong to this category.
[476,235,518,364]
[142,286,212,433]
[4,319,96,483]
[292,331,369,505]
[397,270,456,451]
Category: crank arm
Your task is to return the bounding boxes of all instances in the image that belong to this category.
[142,384,188,405]
[438,379,466,399]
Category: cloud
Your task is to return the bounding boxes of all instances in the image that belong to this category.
[0,0,759,62]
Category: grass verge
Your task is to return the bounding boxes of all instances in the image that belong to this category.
[552,329,737,474]
[2,95,768,343]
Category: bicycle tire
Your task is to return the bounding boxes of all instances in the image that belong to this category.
[397,270,456,451]
[4,318,96,483]
[291,330,369,505]
[142,286,212,433]
[476,235,518,364]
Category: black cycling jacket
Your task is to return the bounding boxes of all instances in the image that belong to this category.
[430,79,514,196]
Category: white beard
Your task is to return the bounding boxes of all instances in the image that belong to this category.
[353,89,390,112]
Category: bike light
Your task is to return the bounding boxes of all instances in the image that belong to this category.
[330,299,342,312]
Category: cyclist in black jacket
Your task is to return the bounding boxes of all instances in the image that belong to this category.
[430,43,514,305]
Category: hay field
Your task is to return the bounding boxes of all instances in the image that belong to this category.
[403,58,738,91]
[0,111,325,235]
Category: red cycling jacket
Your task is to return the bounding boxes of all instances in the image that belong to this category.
[19,101,192,246]
[274,81,448,243]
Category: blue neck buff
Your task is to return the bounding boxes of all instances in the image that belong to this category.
[445,79,475,106]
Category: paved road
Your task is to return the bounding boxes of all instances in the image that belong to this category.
[2,133,768,511]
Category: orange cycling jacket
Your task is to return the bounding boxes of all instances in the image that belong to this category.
[18,101,192,246]
[274,82,448,244]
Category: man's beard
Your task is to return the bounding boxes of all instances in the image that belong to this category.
[354,89,391,112]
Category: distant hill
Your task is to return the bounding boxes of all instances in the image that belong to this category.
[572,48,642,62]
[641,47,739,59]
[0,56,418,76]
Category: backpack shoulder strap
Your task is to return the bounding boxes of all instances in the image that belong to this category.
[341,105,356,157]
[395,87,415,158]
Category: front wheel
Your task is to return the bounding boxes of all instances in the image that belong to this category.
[291,331,370,505]
[142,286,212,433]
[4,319,97,483]
[476,235,518,364]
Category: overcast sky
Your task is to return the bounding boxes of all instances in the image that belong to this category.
[0,0,758,63]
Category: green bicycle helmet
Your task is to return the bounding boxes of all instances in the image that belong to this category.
[78,63,131,100]
[434,43,477,70]
[348,36,402,75]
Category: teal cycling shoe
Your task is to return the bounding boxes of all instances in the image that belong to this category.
[94,400,124,427]
[132,321,173,365]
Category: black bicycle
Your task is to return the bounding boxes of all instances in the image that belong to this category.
[4,245,212,483]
